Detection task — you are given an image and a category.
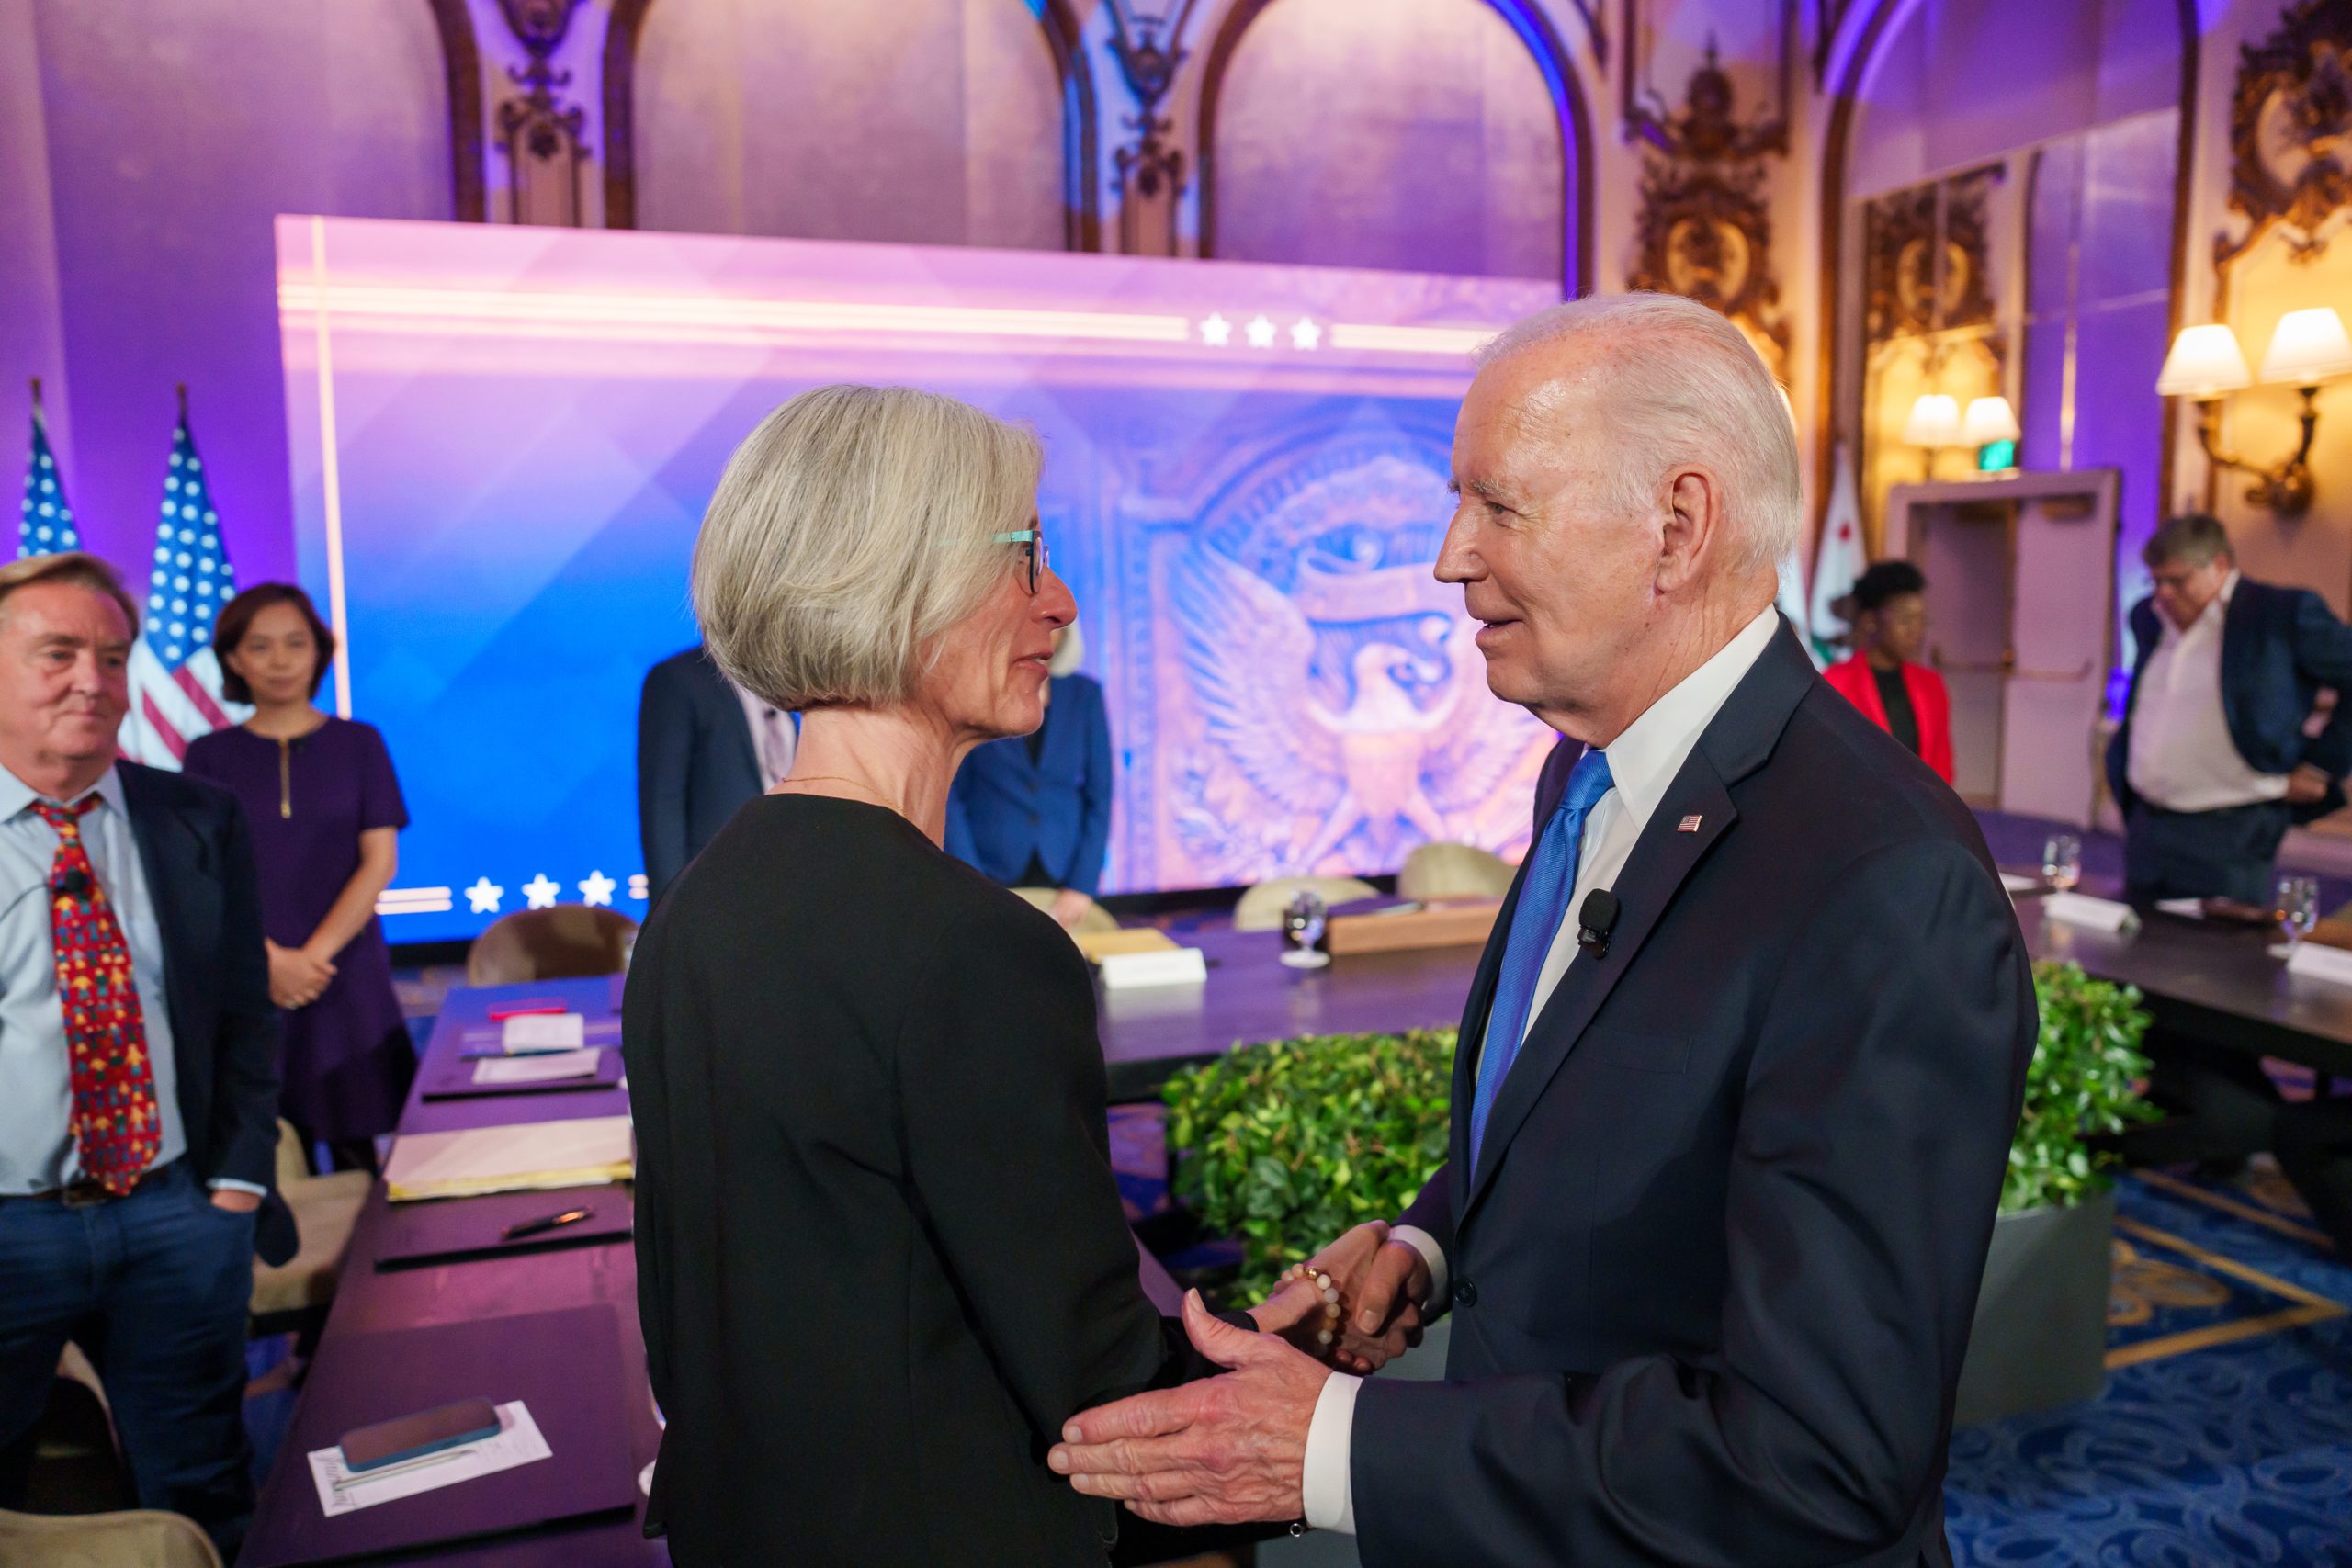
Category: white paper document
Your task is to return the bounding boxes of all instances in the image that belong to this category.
[307,1400,550,1517]
[501,1013,586,1054]
[2041,890,2139,933]
[2155,897,2207,919]
[1999,873,2041,895]
[473,1048,601,1086]
[2287,942,2352,987]
[384,1116,634,1201]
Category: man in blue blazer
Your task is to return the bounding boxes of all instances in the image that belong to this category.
[2105,512,2352,905]
[0,554,284,1558]
[945,624,1114,927]
[1049,296,2034,1567]
[638,645,788,904]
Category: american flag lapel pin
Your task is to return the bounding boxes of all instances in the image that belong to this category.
[1678,815,1703,832]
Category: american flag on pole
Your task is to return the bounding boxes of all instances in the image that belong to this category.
[17,379,80,557]
[119,390,246,767]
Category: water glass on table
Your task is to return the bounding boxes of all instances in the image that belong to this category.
[2041,833,2082,893]
[1280,889,1330,969]
[2276,874,2321,957]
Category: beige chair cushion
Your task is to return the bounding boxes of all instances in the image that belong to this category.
[0,1507,220,1568]
[252,1118,371,1318]
[1397,842,1516,901]
[466,907,637,987]
[1232,875,1381,931]
[1009,886,1121,936]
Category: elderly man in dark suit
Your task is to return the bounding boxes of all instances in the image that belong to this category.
[1048,294,2035,1567]
[2107,511,2352,906]
[637,644,795,903]
[0,553,283,1558]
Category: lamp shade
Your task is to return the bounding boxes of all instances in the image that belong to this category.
[2155,324,2252,398]
[1903,393,1962,446]
[2258,307,2352,386]
[1962,395,2021,446]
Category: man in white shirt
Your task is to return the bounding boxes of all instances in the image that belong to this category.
[2109,512,2352,906]
[1049,294,2034,1567]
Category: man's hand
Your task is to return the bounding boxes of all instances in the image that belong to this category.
[1305,1221,1431,1374]
[266,940,334,1010]
[1049,1291,1326,1528]
[2287,762,2334,806]
[1049,888,1093,929]
[209,1188,262,1213]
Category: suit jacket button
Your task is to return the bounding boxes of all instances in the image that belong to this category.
[1453,1279,1476,1307]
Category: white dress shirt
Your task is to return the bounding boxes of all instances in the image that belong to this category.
[2125,572,2289,812]
[1302,605,1781,1534]
[733,683,798,790]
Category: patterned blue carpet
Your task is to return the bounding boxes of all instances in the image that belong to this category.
[1945,1172,2352,1565]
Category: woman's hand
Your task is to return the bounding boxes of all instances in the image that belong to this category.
[1049,888,1092,929]
[1244,1271,1341,1361]
[266,939,336,1010]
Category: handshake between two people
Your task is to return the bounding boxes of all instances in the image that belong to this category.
[1046,1220,1431,1529]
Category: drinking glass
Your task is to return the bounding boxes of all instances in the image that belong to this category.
[2276,874,2321,953]
[2041,833,2082,893]
[1280,890,1330,969]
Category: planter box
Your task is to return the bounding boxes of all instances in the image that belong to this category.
[1952,1189,2114,1427]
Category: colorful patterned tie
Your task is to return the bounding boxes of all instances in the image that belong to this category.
[1468,750,1615,1171]
[33,796,161,1194]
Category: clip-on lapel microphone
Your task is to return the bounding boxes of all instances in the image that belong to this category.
[1575,889,1620,960]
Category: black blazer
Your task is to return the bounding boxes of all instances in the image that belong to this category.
[2106,578,2352,824]
[636,646,763,903]
[120,761,290,1263]
[624,795,1209,1567]
[1353,620,2035,1568]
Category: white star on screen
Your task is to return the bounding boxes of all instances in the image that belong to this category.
[579,870,617,908]
[1291,318,1322,350]
[1245,315,1277,349]
[1199,312,1232,345]
[465,877,504,915]
[522,874,560,909]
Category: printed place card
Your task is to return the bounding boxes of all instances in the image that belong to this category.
[1099,947,1208,990]
[501,1013,585,1054]
[2041,891,2139,934]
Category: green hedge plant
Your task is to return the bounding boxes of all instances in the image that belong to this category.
[1160,962,2154,1301]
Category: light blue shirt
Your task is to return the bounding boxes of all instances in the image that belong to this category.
[0,764,258,1195]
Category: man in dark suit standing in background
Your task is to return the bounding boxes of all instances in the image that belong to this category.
[1049,294,2035,1566]
[0,553,284,1559]
[2107,511,2352,906]
[637,645,794,903]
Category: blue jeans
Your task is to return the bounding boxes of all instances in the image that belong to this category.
[0,1159,255,1557]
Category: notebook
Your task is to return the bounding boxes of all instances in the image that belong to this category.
[383,1117,633,1202]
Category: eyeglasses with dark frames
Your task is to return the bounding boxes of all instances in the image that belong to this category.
[990,526,1050,594]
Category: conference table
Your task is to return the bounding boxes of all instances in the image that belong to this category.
[249,840,2352,1562]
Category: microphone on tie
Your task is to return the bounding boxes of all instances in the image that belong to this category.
[1575,889,1620,959]
[54,868,90,898]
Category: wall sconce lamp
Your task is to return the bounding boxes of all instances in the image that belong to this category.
[1902,392,1961,478]
[2157,308,2352,517]
[1903,393,2018,477]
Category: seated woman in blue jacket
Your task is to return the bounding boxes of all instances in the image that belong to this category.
[946,617,1114,927]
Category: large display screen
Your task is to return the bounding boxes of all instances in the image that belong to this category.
[277,216,1560,942]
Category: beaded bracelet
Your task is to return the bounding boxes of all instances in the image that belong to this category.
[1283,1261,1344,1347]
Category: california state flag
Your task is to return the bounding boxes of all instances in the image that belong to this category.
[1809,441,1866,666]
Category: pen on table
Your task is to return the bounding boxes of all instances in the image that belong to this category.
[502,1206,594,1241]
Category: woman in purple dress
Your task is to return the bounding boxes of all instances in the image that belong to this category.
[184,584,412,1167]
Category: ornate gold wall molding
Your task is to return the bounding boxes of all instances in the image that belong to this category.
[494,0,588,226]
[1862,166,2000,344]
[2214,0,2352,281]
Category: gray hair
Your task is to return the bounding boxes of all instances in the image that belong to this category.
[1476,292,1801,578]
[692,385,1041,709]
[2143,512,2232,570]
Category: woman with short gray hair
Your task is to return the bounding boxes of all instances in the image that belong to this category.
[623,384,1324,1566]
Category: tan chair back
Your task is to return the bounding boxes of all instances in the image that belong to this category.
[0,1507,221,1568]
[1233,875,1381,931]
[1397,842,1516,901]
[1010,886,1120,935]
[465,907,637,987]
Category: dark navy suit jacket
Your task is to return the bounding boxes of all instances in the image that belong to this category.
[637,647,763,905]
[944,673,1114,897]
[1353,620,2035,1568]
[120,761,291,1264]
[2105,577,2352,824]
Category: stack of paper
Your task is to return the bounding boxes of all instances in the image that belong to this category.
[1073,928,1179,963]
[474,1049,601,1087]
[384,1117,633,1202]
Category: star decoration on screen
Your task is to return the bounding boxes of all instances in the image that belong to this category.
[522,874,560,909]
[465,877,503,915]
[579,870,616,908]
[1199,313,1232,346]
[1245,315,1277,349]
[1291,319,1322,350]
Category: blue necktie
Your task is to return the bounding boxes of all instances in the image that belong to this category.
[1469,749,1615,1170]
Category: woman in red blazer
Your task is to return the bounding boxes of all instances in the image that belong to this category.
[1824,559,1956,784]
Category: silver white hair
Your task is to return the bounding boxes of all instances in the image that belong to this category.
[1476,292,1801,578]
